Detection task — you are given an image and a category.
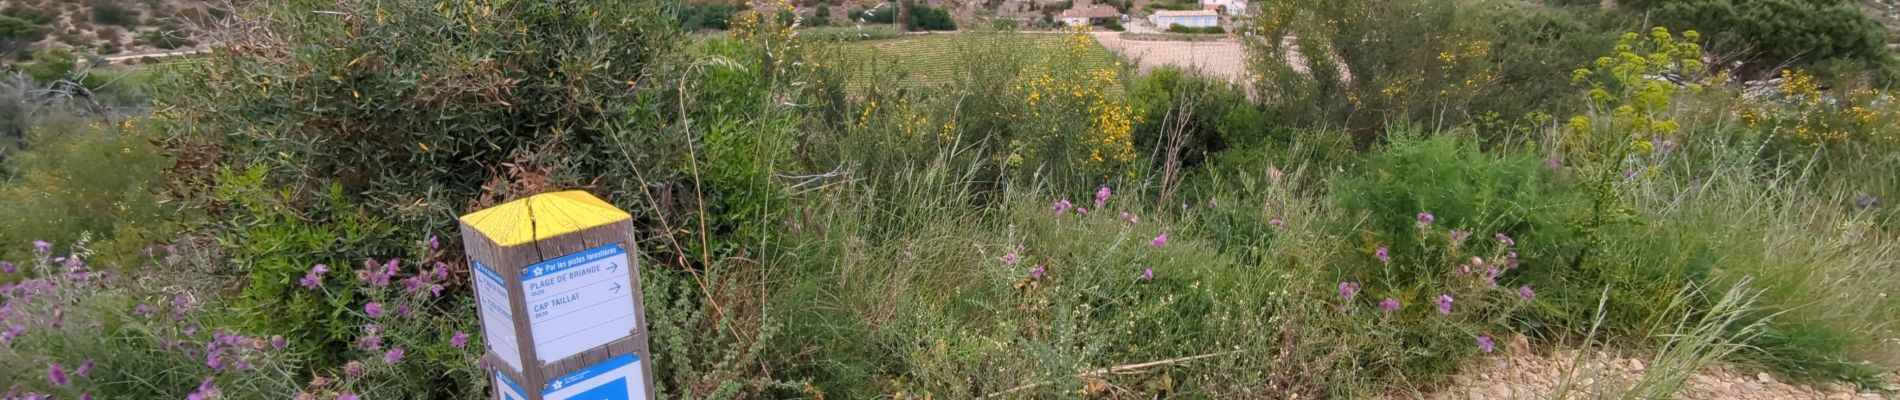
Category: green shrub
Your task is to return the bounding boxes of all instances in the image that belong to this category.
[0,15,45,55]
[1635,0,1886,75]
[23,48,74,82]
[0,117,177,264]
[680,2,738,30]
[1103,17,1124,31]
[1127,65,1276,188]
[903,1,956,31]
[1164,24,1223,34]
[136,27,193,49]
[1331,130,1587,291]
[811,3,831,26]
[162,0,683,234]
[90,0,137,27]
[1,5,56,25]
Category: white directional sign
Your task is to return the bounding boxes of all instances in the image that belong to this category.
[495,370,529,400]
[543,354,648,400]
[520,244,637,364]
[473,262,525,373]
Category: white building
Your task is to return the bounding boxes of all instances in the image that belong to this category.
[1149,10,1218,29]
[1202,0,1246,15]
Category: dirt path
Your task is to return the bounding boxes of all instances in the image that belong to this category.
[1089,32,1249,82]
[1414,336,1897,399]
[101,48,210,63]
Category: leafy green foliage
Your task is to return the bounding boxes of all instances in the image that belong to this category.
[1636,0,1886,74]
[0,15,45,55]
[135,26,193,50]
[164,0,681,233]
[811,4,831,26]
[1,5,56,25]
[903,1,956,31]
[679,2,739,31]
[0,117,177,264]
[90,0,137,27]
[1164,24,1224,34]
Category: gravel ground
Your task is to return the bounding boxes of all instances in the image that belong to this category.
[1414,335,1897,399]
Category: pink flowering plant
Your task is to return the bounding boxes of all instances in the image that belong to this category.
[0,241,300,399]
[293,237,485,399]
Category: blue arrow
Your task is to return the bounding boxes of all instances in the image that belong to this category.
[609,282,622,293]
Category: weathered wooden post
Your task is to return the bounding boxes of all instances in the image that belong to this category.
[458,190,656,400]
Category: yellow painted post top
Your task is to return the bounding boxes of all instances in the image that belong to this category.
[459,190,633,247]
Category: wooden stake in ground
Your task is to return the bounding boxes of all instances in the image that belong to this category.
[460,190,656,400]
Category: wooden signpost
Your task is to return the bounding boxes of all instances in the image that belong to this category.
[459,190,656,400]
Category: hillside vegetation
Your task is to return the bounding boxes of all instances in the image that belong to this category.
[0,0,1897,399]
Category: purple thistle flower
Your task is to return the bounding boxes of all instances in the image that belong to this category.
[344,361,364,378]
[75,360,93,377]
[1477,335,1496,353]
[1,261,13,274]
[1076,207,1088,216]
[1857,195,1882,210]
[1495,233,1516,247]
[383,347,405,364]
[450,331,469,348]
[2,323,25,343]
[429,284,444,297]
[1547,157,1562,170]
[403,276,425,293]
[186,377,219,400]
[271,335,287,350]
[1052,199,1073,215]
[428,235,440,250]
[1095,186,1111,209]
[1000,251,1018,267]
[1518,285,1536,300]
[1436,294,1454,315]
[172,293,192,309]
[1269,218,1285,228]
[133,304,154,316]
[205,348,226,370]
[1152,233,1168,248]
[1379,298,1400,313]
[1120,211,1138,225]
[358,334,382,350]
[364,302,384,318]
[47,363,68,386]
[300,273,322,290]
[433,262,449,281]
[1375,246,1389,264]
[1505,251,1519,269]
[339,394,361,400]
[1031,265,1046,280]
[1337,281,1361,301]
[312,264,329,275]
[1417,212,1435,226]
[1449,230,1471,244]
[1484,267,1500,287]
[394,304,411,317]
[32,240,51,253]
[1139,268,1154,281]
